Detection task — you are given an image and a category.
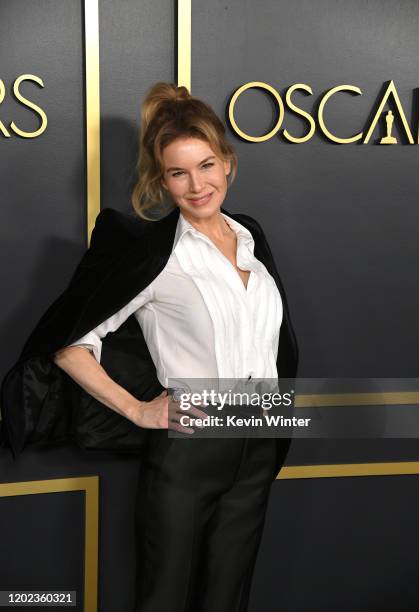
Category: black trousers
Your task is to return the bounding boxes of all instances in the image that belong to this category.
[134,429,278,612]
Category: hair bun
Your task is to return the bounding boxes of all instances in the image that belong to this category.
[164,84,191,103]
[141,82,191,132]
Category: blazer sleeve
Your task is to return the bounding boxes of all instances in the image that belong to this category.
[0,208,155,459]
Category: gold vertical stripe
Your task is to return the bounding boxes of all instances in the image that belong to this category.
[84,476,99,612]
[84,0,101,246]
[177,0,191,91]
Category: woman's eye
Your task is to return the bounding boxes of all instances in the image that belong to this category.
[172,162,213,177]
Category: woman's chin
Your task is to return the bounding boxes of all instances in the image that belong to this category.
[180,199,222,219]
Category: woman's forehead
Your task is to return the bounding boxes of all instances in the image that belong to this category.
[162,139,217,167]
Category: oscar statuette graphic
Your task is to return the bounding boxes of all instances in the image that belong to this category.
[380,109,397,144]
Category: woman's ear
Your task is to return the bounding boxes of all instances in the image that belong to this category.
[224,159,232,177]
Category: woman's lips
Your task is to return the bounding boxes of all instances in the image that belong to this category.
[187,192,213,206]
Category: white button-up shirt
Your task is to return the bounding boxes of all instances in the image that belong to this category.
[67,211,283,391]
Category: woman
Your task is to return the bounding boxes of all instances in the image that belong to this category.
[0,82,298,611]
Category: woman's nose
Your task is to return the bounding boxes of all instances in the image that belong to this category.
[188,172,203,192]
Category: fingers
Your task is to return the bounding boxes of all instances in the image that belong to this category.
[168,420,194,435]
[168,412,206,432]
[162,390,211,433]
[187,406,208,420]
[168,401,207,422]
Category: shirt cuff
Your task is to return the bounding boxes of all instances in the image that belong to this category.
[67,333,102,363]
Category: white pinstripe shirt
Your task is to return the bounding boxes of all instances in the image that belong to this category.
[68,211,283,390]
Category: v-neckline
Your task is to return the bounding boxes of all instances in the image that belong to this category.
[231,262,251,292]
[213,240,251,292]
[220,219,252,292]
[182,212,252,292]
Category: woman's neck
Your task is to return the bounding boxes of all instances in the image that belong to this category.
[180,209,233,242]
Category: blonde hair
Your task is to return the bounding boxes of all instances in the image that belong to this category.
[131,82,238,221]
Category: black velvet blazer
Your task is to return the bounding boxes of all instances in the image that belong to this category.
[0,206,299,468]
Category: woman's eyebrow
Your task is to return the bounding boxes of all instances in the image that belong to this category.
[166,155,216,172]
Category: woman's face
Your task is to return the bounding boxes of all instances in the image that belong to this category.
[161,136,231,220]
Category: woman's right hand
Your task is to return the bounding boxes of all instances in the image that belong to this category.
[127,389,209,434]
[53,347,208,433]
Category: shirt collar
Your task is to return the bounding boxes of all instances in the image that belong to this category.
[173,210,255,254]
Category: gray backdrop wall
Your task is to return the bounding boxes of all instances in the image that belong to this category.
[1,1,419,611]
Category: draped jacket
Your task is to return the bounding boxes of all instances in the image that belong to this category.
[0,205,299,472]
